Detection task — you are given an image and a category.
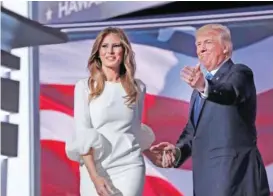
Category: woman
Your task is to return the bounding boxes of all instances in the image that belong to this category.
[65,27,156,196]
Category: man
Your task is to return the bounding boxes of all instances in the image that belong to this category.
[150,24,270,196]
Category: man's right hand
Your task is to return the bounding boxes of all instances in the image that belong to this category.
[150,142,177,168]
[150,142,176,154]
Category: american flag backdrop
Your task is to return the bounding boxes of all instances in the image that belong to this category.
[38,17,273,195]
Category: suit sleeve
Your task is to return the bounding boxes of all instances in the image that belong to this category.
[173,121,195,168]
[65,79,105,164]
[206,65,255,104]
[173,91,195,168]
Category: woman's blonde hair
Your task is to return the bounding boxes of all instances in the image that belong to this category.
[87,27,139,107]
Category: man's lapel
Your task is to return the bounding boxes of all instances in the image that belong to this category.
[196,96,205,126]
[189,90,198,126]
[211,59,234,83]
[189,90,206,129]
[194,59,234,128]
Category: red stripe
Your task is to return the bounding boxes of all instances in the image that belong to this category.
[256,89,273,125]
[40,84,273,195]
[40,95,73,116]
[41,140,79,196]
[145,176,183,196]
[41,140,183,196]
[40,84,74,115]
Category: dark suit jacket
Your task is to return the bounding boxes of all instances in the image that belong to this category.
[175,59,270,196]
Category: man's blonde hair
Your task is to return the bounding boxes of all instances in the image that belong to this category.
[196,24,233,57]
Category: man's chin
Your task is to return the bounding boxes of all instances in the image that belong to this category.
[199,60,209,67]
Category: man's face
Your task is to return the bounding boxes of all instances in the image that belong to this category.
[195,30,226,71]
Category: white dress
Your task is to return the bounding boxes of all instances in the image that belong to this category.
[65,78,155,196]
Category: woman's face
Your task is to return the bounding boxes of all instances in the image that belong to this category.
[99,33,124,70]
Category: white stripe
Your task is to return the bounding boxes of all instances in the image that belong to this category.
[39,40,194,101]
[233,36,273,94]
[40,36,273,101]
[40,110,75,141]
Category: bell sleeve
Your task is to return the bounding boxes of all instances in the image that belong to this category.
[136,79,155,151]
[65,79,105,164]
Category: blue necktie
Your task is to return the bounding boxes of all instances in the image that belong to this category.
[205,72,213,80]
[193,72,213,126]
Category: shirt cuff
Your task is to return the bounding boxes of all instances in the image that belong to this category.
[174,147,181,165]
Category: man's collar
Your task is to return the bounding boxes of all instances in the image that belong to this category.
[209,58,230,76]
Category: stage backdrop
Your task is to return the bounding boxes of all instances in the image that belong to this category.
[36,4,273,196]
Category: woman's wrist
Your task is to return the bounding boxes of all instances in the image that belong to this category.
[90,172,100,181]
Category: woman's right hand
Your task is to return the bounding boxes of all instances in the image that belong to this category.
[93,176,114,196]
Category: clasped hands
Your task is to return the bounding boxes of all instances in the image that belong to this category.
[148,142,177,168]
[180,62,206,92]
